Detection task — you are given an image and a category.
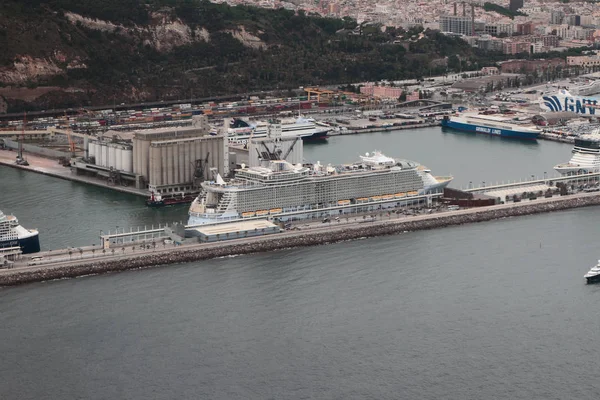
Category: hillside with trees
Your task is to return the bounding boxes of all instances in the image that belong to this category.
[0,0,531,111]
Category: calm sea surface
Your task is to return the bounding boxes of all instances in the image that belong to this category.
[1,127,599,399]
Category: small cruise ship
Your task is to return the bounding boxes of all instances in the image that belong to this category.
[225,116,330,142]
[441,114,540,140]
[584,260,600,284]
[0,210,40,254]
[554,133,600,175]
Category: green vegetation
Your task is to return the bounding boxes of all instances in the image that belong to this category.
[0,0,570,111]
[483,2,527,19]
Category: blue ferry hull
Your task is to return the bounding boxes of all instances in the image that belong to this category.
[0,233,41,254]
[441,119,539,140]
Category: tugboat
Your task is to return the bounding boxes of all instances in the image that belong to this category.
[145,191,198,207]
[584,260,600,284]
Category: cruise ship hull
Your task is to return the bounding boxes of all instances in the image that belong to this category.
[441,118,539,140]
[585,273,600,284]
[1,231,40,254]
[554,164,599,176]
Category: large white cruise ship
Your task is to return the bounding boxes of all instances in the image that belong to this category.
[224,116,330,142]
[0,210,40,254]
[187,151,453,225]
[554,133,600,175]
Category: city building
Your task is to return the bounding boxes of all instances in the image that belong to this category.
[499,58,566,73]
[481,66,500,75]
[550,10,565,25]
[541,34,560,48]
[503,40,531,55]
[440,15,473,36]
[360,85,403,99]
[485,22,515,37]
[567,54,600,67]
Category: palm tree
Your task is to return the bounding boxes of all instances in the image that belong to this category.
[68,250,72,260]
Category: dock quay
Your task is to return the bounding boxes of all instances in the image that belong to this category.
[329,121,441,136]
[2,191,600,287]
[0,149,147,197]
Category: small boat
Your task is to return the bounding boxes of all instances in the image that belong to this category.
[584,260,600,284]
[146,191,197,207]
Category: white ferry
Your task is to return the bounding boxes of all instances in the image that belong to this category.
[187,151,453,225]
[539,89,600,115]
[224,116,330,143]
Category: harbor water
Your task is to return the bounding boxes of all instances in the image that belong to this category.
[0,126,572,250]
[1,126,599,399]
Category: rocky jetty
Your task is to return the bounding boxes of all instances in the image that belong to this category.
[2,194,599,287]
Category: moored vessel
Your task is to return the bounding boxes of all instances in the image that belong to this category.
[225,116,330,142]
[146,191,198,207]
[584,260,600,284]
[554,133,600,176]
[441,114,540,140]
[187,151,452,225]
[0,210,40,254]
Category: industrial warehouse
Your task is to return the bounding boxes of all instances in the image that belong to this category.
[65,115,231,204]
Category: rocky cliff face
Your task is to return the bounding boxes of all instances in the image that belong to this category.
[0,7,266,111]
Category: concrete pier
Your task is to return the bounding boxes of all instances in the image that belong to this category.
[1,191,599,287]
[0,149,147,197]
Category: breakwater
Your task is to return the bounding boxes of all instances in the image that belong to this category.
[2,193,599,287]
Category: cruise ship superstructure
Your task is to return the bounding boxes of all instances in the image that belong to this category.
[0,210,40,254]
[188,151,453,225]
[554,133,600,175]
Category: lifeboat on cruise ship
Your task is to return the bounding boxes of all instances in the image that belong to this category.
[407,191,419,196]
[395,192,406,198]
[337,200,351,206]
[269,208,283,214]
[241,211,256,218]
[256,210,269,216]
[382,194,394,200]
[370,196,382,201]
[356,197,369,203]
